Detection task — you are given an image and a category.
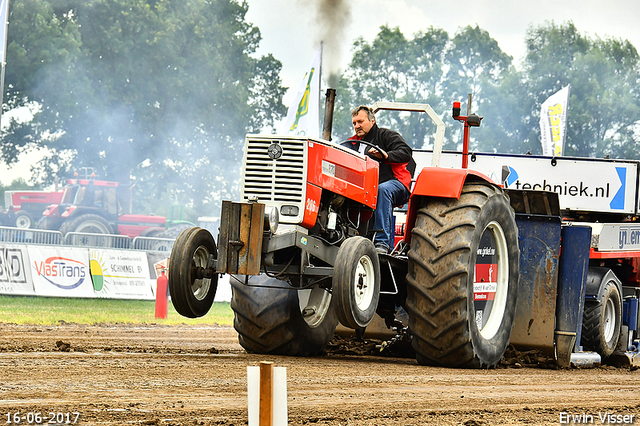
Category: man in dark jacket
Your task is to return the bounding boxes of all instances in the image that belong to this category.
[345,105,416,254]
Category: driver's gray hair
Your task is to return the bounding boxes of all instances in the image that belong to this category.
[351,105,375,121]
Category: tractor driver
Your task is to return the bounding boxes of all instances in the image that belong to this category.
[344,105,416,255]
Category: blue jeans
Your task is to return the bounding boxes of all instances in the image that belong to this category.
[373,179,410,249]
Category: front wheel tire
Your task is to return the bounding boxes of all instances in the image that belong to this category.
[333,236,380,329]
[168,227,218,318]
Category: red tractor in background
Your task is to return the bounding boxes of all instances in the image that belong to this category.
[168,91,523,368]
[1,189,64,228]
[37,167,187,238]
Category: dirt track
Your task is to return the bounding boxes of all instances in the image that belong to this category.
[0,323,638,426]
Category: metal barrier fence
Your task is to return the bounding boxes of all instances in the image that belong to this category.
[65,232,132,249]
[0,226,176,252]
[132,236,176,253]
[0,226,63,245]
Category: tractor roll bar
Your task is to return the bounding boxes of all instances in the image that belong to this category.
[370,102,445,168]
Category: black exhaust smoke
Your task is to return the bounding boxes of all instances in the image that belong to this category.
[322,88,336,141]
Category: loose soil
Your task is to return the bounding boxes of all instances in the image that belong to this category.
[0,322,638,425]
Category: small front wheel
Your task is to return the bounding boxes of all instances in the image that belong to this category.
[333,236,381,329]
[168,227,218,318]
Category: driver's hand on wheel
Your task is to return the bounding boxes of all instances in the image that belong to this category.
[367,147,388,160]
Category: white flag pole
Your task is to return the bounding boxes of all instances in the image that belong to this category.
[0,0,10,127]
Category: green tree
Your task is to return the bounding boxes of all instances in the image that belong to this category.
[334,25,519,155]
[2,0,286,216]
[444,26,523,153]
[521,21,640,158]
[333,25,449,148]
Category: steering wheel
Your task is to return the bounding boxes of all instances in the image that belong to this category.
[340,140,388,160]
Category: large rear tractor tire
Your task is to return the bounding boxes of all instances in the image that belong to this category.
[581,280,622,358]
[333,236,380,329]
[168,227,218,318]
[155,223,193,239]
[59,214,112,235]
[36,216,63,231]
[230,274,338,356]
[406,182,519,368]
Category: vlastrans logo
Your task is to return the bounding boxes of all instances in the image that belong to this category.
[33,256,87,289]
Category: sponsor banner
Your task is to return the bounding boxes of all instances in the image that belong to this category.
[539,86,570,156]
[0,245,34,296]
[474,263,497,301]
[413,151,639,215]
[474,233,498,330]
[28,246,94,298]
[89,249,154,300]
[594,223,640,251]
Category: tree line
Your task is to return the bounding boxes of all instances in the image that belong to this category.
[2,0,639,219]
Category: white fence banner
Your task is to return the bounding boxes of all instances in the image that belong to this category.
[89,249,154,300]
[0,245,34,296]
[28,246,94,298]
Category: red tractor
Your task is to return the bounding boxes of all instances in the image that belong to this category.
[38,168,175,238]
[1,189,64,228]
[168,92,521,368]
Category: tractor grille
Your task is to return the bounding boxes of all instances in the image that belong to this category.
[242,137,307,203]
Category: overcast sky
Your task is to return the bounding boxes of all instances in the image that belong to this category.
[246,0,640,107]
[4,0,640,185]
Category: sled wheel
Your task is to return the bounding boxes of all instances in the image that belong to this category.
[230,274,338,356]
[168,227,218,318]
[405,182,520,368]
[333,236,380,329]
[582,280,622,358]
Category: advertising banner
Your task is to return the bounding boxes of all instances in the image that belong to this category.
[412,151,639,215]
[539,86,570,156]
[28,246,94,298]
[88,249,154,300]
[0,245,34,295]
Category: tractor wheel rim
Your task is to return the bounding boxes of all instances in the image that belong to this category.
[603,297,616,343]
[475,221,509,340]
[354,255,375,311]
[191,245,211,301]
[16,215,31,228]
[77,220,110,234]
[298,286,332,328]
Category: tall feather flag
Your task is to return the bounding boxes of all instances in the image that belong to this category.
[281,49,321,137]
[0,0,9,125]
[539,85,571,156]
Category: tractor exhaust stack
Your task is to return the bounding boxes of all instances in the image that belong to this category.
[322,88,336,141]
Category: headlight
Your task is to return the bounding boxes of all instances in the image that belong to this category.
[265,206,279,233]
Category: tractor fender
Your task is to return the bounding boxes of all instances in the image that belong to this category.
[411,166,496,199]
[585,266,623,302]
[403,167,498,245]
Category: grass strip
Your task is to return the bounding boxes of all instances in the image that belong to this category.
[0,295,234,326]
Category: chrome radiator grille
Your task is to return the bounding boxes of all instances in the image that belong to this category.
[242,137,307,203]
